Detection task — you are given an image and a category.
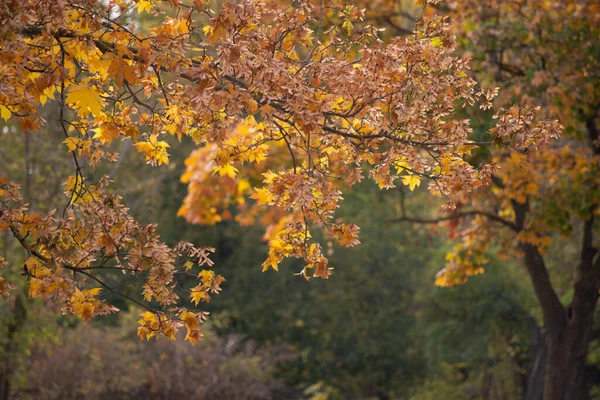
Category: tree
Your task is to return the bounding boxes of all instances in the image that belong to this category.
[389,1,600,399]
[0,0,559,363]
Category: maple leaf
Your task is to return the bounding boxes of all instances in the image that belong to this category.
[212,164,238,179]
[134,135,170,165]
[262,256,280,272]
[63,137,85,153]
[190,287,208,305]
[401,175,421,191]
[66,84,104,118]
[92,124,120,144]
[107,57,138,87]
[251,188,274,205]
[137,0,153,14]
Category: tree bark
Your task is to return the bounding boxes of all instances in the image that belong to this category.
[543,278,598,400]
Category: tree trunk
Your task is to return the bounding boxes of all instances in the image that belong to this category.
[515,197,599,400]
[543,279,598,400]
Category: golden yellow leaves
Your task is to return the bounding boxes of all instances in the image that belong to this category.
[181,311,203,344]
[430,37,443,48]
[70,288,119,322]
[401,175,421,191]
[63,137,87,153]
[137,309,209,344]
[1,0,237,338]
[134,135,171,166]
[26,257,72,300]
[251,187,274,205]
[436,244,488,287]
[262,221,334,280]
[0,105,12,121]
[2,174,225,342]
[66,83,104,118]
[208,119,269,179]
[92,124,122,144]
[138,312,173,341]
[203,24,227,45]
[263,236,294,272]
[136,258,220,342]
[149,17,190,42]
[190,286,209,305]
[39,86,57,106]
[189,269,225,305]
[213,164,239,179]
[342,20,354,36]
[26,257,52,298]
[136,0,153,14]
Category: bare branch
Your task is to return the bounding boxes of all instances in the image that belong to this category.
[389,210,519,231]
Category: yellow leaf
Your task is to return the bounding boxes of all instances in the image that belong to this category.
[181,311,197,330]
[430,37,443,48]
[66,84,104,117]
[134,135,171,166]
[203,25,214,37]
[401,175,421,191]
[92,124,120,144]
[342,20,353,35]
[190,286,208,305]
[199,269,215,286]
[63,137,84,152]
[262,256,279,272]
[0,105,11,121]
[86,288,102,296]
[251,187,274,205]
[213,164,238,179]
[137,0,153,14]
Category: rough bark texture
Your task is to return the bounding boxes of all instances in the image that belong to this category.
[544,282,598,400]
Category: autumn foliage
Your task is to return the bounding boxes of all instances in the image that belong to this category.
[0,0,561,342]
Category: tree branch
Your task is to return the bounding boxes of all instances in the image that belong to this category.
[389,210,519,231]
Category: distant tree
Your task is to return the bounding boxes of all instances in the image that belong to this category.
[390,1,600,399]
